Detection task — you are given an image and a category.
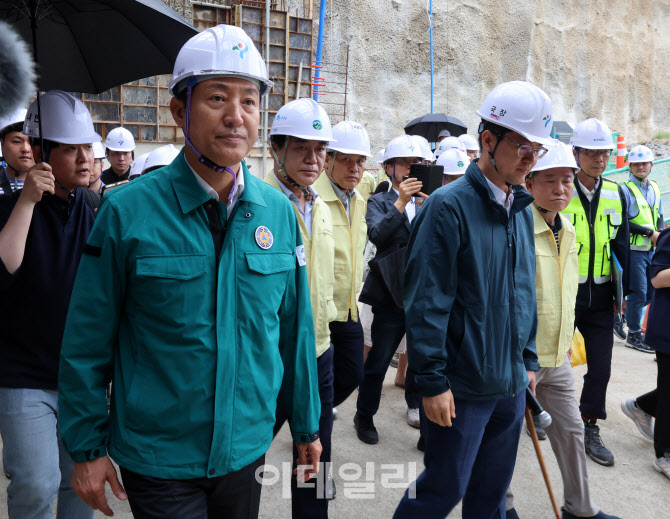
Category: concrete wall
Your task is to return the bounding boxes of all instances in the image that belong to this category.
[312,0,670,152]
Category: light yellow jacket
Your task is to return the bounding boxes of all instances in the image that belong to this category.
[357,171,378,202]
[313,173,367,322]
[533,205,579,367]
[264,172,337,356]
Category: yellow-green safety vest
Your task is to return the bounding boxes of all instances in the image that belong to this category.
[561,179,623,284]
[623,179,661,251]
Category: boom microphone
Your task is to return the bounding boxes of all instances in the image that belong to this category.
[0,21,36,119]
[526,387,552,428]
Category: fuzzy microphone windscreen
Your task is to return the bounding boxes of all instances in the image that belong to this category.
[0,21,36,119]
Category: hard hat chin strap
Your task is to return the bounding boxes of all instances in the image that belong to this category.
[576,149,601,180]
[488,133,512,188]
[270,138,311,198]
[184,78,237,204]
[5,162,29,180]
[327,151,354,197]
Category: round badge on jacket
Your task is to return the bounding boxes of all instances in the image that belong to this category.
[255,226,273,249]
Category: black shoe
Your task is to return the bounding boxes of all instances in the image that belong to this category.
[584,424,614,466]
[354,412,379,444]
[625,331,642,349]
[417,434,425,452]
[506,508,520,519]
[613,314,626,340]
[626,332,656,353]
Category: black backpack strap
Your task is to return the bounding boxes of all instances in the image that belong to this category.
[81,188,101,212]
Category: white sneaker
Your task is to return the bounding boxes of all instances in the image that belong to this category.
[653,457,670,480]
[332,407,338,419]
[406,408,420,429]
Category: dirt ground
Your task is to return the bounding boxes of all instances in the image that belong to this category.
[1,335,668,518]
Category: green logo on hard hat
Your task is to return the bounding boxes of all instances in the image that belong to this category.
[457,161,464,167]
[312,120,322,130]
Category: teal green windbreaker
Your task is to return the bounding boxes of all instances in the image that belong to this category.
[58,151,320,479]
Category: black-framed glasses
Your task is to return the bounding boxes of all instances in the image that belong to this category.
[581,149,613,158]
[501,134,548,159]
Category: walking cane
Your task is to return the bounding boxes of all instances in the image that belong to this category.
[525,406,561,519]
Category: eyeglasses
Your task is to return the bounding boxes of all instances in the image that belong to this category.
[501,134,548,159]
[581,149,613,158]
[394,157,422,167]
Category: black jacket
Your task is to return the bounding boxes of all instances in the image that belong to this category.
[359,189,412,310]
[101,166,129,186]
[0,188,97,389]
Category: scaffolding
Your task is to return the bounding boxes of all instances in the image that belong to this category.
[311,46,349,123]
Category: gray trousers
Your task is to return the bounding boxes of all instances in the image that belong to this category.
[507,359,599,516]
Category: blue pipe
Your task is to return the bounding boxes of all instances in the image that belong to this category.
[313,0,327,101]
[430,0,434,113]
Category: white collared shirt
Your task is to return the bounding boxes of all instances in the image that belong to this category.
[578,177,600,203]
[393,188,417,223]
[484,176,514,216]
[186,160,245,219]
[274,172,318,236]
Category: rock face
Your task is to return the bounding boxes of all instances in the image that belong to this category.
[310,0,670,153]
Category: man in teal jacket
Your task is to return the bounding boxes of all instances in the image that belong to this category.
[58,25,321,519]
[394,81,552,519]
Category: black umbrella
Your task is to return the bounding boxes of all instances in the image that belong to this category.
[1,0,197,94]
[405,113,467,142]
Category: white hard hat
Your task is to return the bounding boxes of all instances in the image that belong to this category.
[458,133,480,152]
[436,148,470,175]
[92,141,106,159]
[0,107,27,136]
[383,135,423,162]
[328,121,371,157]
[170,24,273,97]
[410,135,433,161]
[269,98,334,142]
[376,149,385,165]
[23,90,100,145]
[530,140,578,173]
[128,152,150,180]
[438,129,451,139]
[105,127,136,152]
[477,81,553,145]
[143,144,180,173]
[627,144,654,163]
[569,118,614,150]
[433,136,465,160]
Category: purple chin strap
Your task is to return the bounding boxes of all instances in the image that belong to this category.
[185,78,238,204]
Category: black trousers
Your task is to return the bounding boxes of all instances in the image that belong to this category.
[329,313,365,407]
[636,351,670,458]
[120,455,264,519]
[575,307,614,420]
[273,345,334,519]
[357,306,421,416]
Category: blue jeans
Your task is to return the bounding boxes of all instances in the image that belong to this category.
[625,250,655,333]
[0,388,93,519]
[393,391,525,519]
